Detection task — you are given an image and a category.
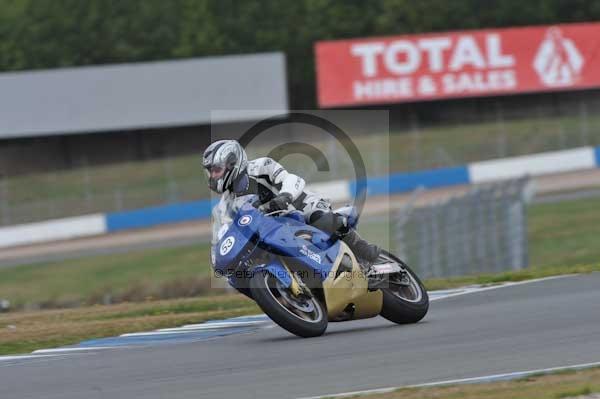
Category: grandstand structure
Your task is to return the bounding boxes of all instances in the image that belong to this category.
[0,52,288,175]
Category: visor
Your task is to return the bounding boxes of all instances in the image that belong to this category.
[205,165,226,179]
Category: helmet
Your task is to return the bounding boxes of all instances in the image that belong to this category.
[202,140,248,193]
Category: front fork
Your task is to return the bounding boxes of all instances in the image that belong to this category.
[288,271,303,297]
[252,259,307,297]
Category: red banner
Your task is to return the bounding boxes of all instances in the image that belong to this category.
[315,22,600,107]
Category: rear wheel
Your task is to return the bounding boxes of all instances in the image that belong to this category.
[377,251,429,324]
[250,270,328,337]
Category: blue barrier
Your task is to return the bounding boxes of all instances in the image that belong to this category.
[107,166,471,233]
[349,165,470,197]
[100,148,599,233]
[106,198,217,232]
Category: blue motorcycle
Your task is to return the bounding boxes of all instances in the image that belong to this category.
[212,195,429,337]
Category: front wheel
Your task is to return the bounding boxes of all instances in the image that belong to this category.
[378,251,429,324]
[250,270,328,337]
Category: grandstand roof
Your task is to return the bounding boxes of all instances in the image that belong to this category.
[0,52,288,139]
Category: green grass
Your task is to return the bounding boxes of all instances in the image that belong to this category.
[424,263,600,291]
[0,244,212,308]
[0,295,259,355]
[528,196,600,267]
[355,367,600,399]
[4,111,600,225]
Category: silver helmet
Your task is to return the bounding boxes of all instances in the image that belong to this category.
[202,140,248,193]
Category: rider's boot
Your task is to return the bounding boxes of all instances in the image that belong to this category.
[308,210,381,267]
[341,229,381,266]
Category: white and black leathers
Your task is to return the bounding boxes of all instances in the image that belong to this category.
[216,157,330,221]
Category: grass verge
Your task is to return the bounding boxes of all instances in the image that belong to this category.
[528,196,600,267]
[0,243,213,309]
[424,264,600,291]
[349,367,600,399]
[0,294,259,355]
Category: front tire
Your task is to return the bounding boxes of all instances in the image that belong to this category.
[250,270,328,337]
[378,251,429,324]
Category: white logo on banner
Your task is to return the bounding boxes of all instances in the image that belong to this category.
[533,27,584,87]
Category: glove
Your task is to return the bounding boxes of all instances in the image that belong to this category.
[265,193,293,213]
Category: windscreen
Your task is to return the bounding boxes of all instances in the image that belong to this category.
[211,194,258,245]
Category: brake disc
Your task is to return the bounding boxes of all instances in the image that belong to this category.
[276,281,315,312]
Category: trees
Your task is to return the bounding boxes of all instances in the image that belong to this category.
[0,0,598,107]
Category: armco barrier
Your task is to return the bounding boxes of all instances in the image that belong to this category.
[0,214,106,249]
[307,180,351,203]
[2,146,599,247]
[468,147,596,184]
[351,166,470,197]
[104,182,352,234]
[106,198,216,232]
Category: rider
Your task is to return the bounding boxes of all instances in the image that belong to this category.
[203,139,381,264]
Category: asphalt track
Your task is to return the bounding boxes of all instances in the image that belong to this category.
[1,274,599,399]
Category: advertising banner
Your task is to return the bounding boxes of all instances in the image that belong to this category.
[315,23,600,107]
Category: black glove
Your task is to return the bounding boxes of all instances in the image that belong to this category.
[265,193,293,213]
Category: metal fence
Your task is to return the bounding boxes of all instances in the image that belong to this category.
[394,178,533,279]
[0,175,207,226]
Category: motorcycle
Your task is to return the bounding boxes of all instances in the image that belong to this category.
[212,195,429,337]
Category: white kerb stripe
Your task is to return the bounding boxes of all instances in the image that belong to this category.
[0,354,58,362]
[468,147,596,183]
[32,347,117,354]
[0,214,107,248]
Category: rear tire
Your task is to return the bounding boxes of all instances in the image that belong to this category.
[378,251,429,324]
[250,270,328,337]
